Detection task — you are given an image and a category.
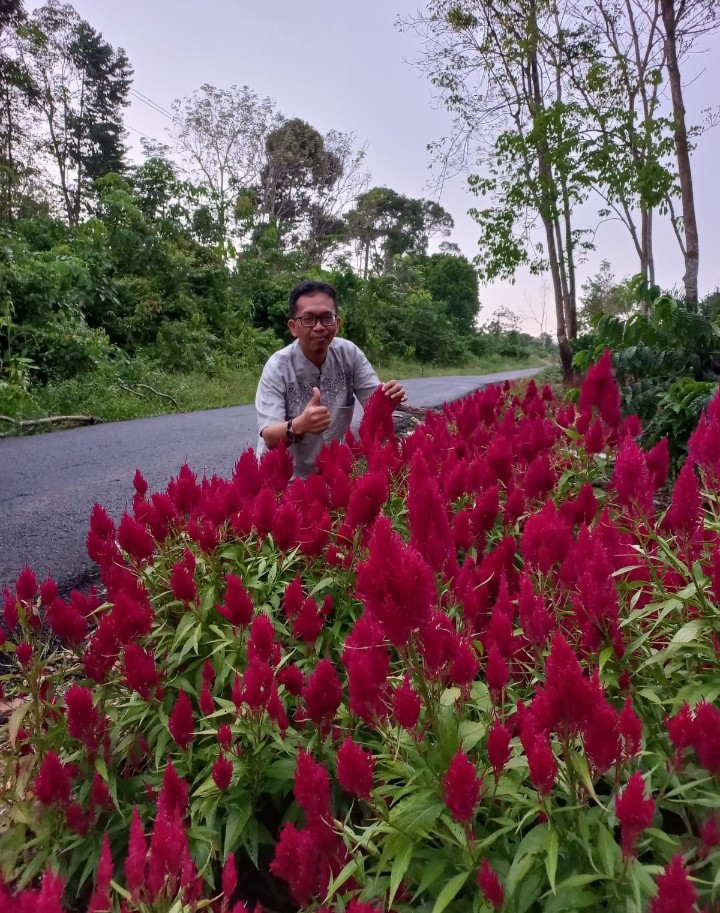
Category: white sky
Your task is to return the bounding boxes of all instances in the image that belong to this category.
[31,1,720,333]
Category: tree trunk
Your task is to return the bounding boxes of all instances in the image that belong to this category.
[660,0,699,308]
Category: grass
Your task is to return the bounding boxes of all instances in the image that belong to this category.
[0,352,555,433]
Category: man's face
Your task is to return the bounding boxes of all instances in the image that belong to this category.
[288,292,341,363]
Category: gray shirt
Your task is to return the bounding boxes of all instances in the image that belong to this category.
[255,337,381,478]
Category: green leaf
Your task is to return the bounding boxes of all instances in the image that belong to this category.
[8,701,31,747]
[505,824,550,900]
[389,840,413,906]
[597,825,617,877]
[223,800,252,857]
[432,870,470,913]
[545,828,559,892]
[669,618,707,646]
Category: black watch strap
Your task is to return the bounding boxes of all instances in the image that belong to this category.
[286,419,298,444]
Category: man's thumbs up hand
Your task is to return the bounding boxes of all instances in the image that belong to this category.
[295,386,331,436]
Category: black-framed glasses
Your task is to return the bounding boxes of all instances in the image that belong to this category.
[295,313,337,328]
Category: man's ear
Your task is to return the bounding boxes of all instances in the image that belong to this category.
[288,318,299,338]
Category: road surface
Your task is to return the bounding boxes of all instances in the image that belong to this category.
[0,369,541,593]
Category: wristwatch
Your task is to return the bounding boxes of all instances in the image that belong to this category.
[286,418,301,444]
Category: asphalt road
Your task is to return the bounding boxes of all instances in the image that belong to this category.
[0,369,541,593]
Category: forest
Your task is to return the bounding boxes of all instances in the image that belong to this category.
[0,0,553,429]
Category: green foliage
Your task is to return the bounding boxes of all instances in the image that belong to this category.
[574,278,720,464]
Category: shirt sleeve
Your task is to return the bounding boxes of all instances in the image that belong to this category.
[351,343,382,407]
[255,360,288,435]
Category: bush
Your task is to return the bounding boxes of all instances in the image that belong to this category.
[2,367,719,912]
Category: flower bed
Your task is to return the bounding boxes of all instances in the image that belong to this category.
[1,352,719,913]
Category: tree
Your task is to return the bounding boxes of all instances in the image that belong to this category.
[420,251,481,331]
[345,186,453,277]
[577,259,633,331]
[407,0,592,379]
[18,0,132,225]
[658,0,709,308]
[170,83,281,247]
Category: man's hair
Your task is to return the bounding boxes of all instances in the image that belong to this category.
[288,280,338,318]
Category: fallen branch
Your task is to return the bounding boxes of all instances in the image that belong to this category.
[116,380,179,408]
[0,414,101,437]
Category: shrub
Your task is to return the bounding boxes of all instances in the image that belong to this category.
[1,370,719,912]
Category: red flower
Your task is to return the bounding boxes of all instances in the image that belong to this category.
[615,772,655,857]
[222,854,238,901]
[15,641,33,666]
[212,754,234,791]
[691,702,720,776]
[336,738,375,800]
[158,760,189,817]
[443,750,483,823]
[217,574,254,629]
[217,724,233,750]
[355,515,437,647]
[122,643,161,700]
[294,750,332,822]
[487,720,512,781]
[199,680,215,717]
[270,822,322,905]
[168,691,195,750]
[15,566,38,603]
[65,685,103,750]
[91,773,113,810]
[662,460,701,536]
[619,697,643,760]
[271,501,301,551]
[345,469,390,530]
[247,613,275,662]
[46,596,87,646]
[485,645,508,698]
[283,575,304,620]
[169,563,197,603]
[278,664,305,696]
[35,751,71,806]
[117,513,156,562]
[392,676,422,731]
[3,586,18,629]
[478,859,504,909]
[87,834,113,913]
[293,595,324,644]
[648,855,697,913]
[302,659,342,729]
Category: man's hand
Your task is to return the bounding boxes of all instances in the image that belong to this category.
[295,386,331,435]
[382,379,406,407]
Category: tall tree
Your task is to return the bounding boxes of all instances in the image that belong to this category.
[18,0,132,225]
[345,186,453,277]
[170,83,281,248]
[658,0,707,307]
[407,0,590,378]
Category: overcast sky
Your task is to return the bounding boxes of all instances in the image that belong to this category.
[32,1,720,331]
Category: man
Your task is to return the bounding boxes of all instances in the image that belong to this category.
[255,279,406,478]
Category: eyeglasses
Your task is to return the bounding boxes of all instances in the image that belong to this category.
[295,313,337,328]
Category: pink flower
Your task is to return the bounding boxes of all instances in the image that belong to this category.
[283,575,304,620]
[478,859,504,909]
[345,469,390,530]
[222,854,238,902]
[35,751,71,806]
[270,822,322,905]
[336,738,375,800]
[122,643,161,700]
[392,676,422,731]
[15,566,38,603]
[125,805,147,900]
[247,613,275,663]
[293,596,324,644]
[294,751,332,823]
[117,513,156,562]
[302,659,342,729]
[355,515,437,647]
[648,855,697,913]
[168,691,195,750]
[199,680,215,717]
[217,724,233,750]
[65,685,103,750]
[15,641,33,666]
[87,834,113,913]
[615,772,655,858]
[487,720,512,781]
[278,664,304,696]
[443,750,483,823]
[212,754,234,791]
[217,574,254,629]
[169,563,197,603]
